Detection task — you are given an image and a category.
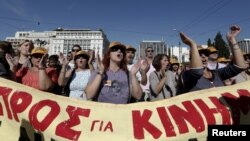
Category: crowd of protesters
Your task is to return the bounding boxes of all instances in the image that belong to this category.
[0,25,249,104]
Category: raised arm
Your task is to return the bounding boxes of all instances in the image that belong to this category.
[226,25,247,69]
[130,59,143,100]
[85,54,104,99]
[38,54,55,91]
[139,59,149,85]
[180,32,202,69]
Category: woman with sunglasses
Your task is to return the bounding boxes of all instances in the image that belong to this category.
[68,44,81,69]
[58,50,91,100]
[85,41,142,104]
[15,47,58,92]
[177,25,247,94]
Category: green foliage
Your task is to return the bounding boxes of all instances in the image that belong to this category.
[207,38,214,47]
[213,32,230,58]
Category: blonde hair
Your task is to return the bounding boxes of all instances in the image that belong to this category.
[17,40,34,56]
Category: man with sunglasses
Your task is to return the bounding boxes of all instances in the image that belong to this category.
[206,46,226,70]
[126,45,149,102]
[140,47,156,101]
[177,25,247,94]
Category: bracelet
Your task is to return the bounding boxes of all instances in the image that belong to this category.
[97,71,103,76]
[231,43,238,47]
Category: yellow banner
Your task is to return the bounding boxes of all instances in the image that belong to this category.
[0,78,250,141]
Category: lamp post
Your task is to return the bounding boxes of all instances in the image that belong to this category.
[172,29,182,63]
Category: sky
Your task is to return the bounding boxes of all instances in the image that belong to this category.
[0,0,250,48]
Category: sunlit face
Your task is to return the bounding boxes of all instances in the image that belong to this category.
[145,48,154,58]
[126,50,135,64]
[209,52,218,60]
[199,50,209,68]
[19,42,32,56]
[160,56,169,70]
[31,53,44,67]
[67,53,72,61]
[172,64,179,71]
[110,47,125,63]
[71,47,81,57]
[75,55,88,69]
[48,60,57,68]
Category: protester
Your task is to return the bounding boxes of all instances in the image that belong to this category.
[149,54,176,101]
[85,41,142,104]
[68,44,81,69]
[126,45,149,102]
[15,47,58,92]
[47,54,63,94]
[206,46,226,70]
[234,53,250,83]
[177,25,247,94]
[15,40,34,70]
[58,50,91,100]
[169,58,181,82]
[0,41,16,80]
[126,45,148,85]
[140,47,156,101]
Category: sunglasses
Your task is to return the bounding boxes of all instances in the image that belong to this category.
[110,46,125,52]
[199,50,209,57]
[32,54,44,59]
[147,50,154,53]
[72,49,80,52]
[75,54,89,60]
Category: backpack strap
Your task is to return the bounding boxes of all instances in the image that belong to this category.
[126,71,131,103]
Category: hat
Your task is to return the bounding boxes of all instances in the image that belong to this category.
[217,57,231,63]
[126,45,136,52]
[197,45,209,51]
[197,45,210,55]
[207,46,217,53]
[170,59,179,65]
[75,50,90,58]
[31,47,47,55]
[109,41,126,49]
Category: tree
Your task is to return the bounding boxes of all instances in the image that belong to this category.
[207,38,214,47]
[214,32,230,58]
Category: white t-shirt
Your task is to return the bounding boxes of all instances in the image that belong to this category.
[127,64,141,82]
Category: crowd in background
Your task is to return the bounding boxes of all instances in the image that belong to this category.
[0,25,249,104]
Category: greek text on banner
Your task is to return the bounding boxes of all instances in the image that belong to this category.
[0,78,250,141]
